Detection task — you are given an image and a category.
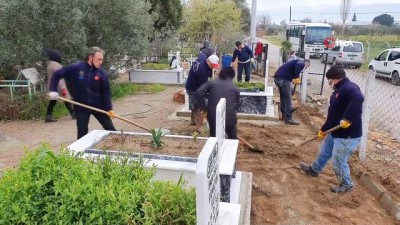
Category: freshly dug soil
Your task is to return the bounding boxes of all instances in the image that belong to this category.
[93,134,207,158]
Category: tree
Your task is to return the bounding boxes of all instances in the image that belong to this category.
[0,0,155,77]
[181,0,243,50]
[83,0,154,62]
[340,0,352,36]
[0,0,88,75]
[352,13,357,22]
[148,0,182,30]
[258,14,271,30]
[373,14,394,27]
[232,0,251,32]
[303,17,312,23]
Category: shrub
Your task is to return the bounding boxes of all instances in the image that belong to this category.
[0,145,196,224]
[0,83,166,120]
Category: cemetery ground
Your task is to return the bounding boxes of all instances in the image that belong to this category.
[0,80,399,224]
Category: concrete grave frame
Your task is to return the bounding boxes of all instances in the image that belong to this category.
[129,51,185,85]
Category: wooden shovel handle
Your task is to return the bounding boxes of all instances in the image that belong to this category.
[57,96,151,133]
[238,136,256,150]
[298,124,342,146]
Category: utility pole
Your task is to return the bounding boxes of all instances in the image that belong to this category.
[250,0,257,44]
[289,6,292,22]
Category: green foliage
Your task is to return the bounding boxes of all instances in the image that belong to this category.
[281,40,292,53]
[0,145,196,224]
[232,0,251,32]
[373,14,395,27]
[141,63,170,70]
[83,0,154,63]
[181,0,243,46]
[234,81,265,92]
[0,94,68,120]
[150,128,165,149]
[110,82,166,100]
[149,0,183,30]
[0,83,165,120]
[0,0,154,75]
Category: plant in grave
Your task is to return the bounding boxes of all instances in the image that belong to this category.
[192,131,199,142]
[150,128,165,149]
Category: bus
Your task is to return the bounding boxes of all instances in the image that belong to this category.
[286,21,333,55]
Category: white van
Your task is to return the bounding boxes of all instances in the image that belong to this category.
[320,41,364,68]
[368,47,400,85]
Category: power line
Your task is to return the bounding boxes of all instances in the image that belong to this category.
[293,11,400,15]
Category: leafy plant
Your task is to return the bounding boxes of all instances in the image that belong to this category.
[150,128,165,149]
[234,81,265,91]
[192,131,199,142]
[0,144,196,224]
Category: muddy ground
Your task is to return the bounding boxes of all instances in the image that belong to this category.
[0,84,398,224]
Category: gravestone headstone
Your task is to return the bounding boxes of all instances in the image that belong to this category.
[196,137,220,225]
[238,95,267,114]
[216,98,226,152]
[22,68,41,85]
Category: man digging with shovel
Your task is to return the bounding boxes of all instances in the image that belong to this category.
[48,47,117,139]
[299,65,364,193]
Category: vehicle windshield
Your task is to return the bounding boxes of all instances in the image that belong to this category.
[343,43,363,52]
[305,27,332,44]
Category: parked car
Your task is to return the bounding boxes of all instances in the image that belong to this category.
[368,47,400,85]
[320,41,364,68]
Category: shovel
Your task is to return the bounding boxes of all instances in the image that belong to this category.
[238,136,263,153]
[57,96,152,133]
[294,124,342,147]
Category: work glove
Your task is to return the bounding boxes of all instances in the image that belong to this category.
[293,78,301,85]
[48,92,59,100]
[340,119,351,129]
[60,88,68,97]
[317,130,326,139]
[107,110,116,119]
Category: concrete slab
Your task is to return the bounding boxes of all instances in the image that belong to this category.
[218,202,241,225]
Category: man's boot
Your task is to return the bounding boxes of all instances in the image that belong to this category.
[195,110,203,132]
[190,110,196,125]
[45,114,57,123]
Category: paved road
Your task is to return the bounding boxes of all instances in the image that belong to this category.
[259,38,281,67]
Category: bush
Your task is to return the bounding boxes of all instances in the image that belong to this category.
[0,83,166,120]
[0,145,196,224]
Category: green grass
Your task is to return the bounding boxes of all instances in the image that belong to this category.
[265,35,284,47]
[141,63,170,70]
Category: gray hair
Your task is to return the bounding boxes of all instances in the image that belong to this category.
[86,46,105,60]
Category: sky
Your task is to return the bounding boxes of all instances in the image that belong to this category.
[245,0,400,24]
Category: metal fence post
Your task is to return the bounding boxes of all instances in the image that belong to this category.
[359,70,375,161]
[300,49,311,105]
[366,40,370,62]
[264,60,269,88]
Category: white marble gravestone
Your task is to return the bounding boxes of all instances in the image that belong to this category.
[216,98,226,154]
[196,137,220,225]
